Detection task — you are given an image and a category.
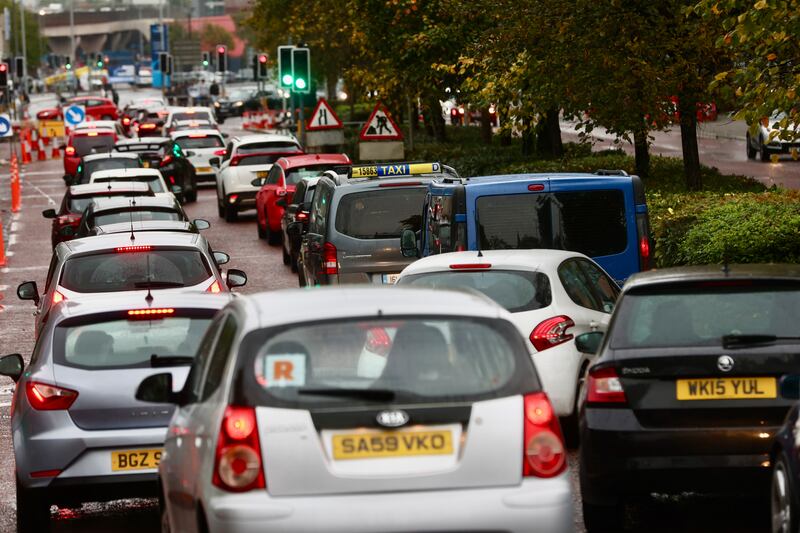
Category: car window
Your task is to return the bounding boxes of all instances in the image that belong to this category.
[266,166,281,185]
[92,208,182,227]
[222,141,234,161]
[558,259,603,311]
[186,316,225,402]
[81,158,140,184]
[236,154,284,166]
[304,184,316,203]
[44,253,58,293]
[93,176,165,193]
[334,188,426,239]
[72,135,115,157]
[285,164,347,186]
[309,183,332,235]
[200,314,238,401]
[576,259,619,313]
[293,181,307,204]
[236,142,300,155]
[174,135,224,150]
[427,193,462,254]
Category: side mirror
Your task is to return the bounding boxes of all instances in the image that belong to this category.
[780,375,800,400]
[213,251,230,265]
[42,209,57,219]
[226,268,247,289]
[184,150,195,157]
[287,221,303,237]
[59,226,76,237]
[171,185,183,195]
[287,203,299,215]
[0,354,24,383]
[193,218,210,230]
[17,281,40,306]
[62,174,73,185]
[135,373,180,404]
[209,157,220,167]
[250,177,265,187]
[575,331,605,355]
[400,229,419,258]
[276,198,287,208]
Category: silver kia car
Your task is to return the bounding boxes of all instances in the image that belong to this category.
[137,286,574,533]
[0,292,232,532]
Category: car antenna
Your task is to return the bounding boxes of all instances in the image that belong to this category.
[145,253,154,304]
[474,204,483,257]
[128,198,137,242]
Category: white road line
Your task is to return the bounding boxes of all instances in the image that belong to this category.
[0,170,63,178]
[0,265,49,273]
[28,183,57,204]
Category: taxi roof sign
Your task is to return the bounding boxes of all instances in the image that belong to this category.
[351,162,442,179]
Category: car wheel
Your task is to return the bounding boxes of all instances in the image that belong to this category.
[772,454,797,533]
[282,242,291,265]
[561,375,585,449]
[265,214,281,245]
[224,203,238,222]
[746,133,757,160]
[217,191,225,218]
[290,250,298,273]
[760,137,772,162]
[185,189,197,203]
[582,501,624,533]
[16,477,51,533]
[298,264,307,287]
[257,219,267,239]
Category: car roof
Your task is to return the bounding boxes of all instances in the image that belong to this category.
[623,264,800,293]
[450,172,634,189]
[276,153,351,170]
[235,133,299,145]
[91,168,162,180]
[89,195,179,211]
[69,182,151,196]
[61,230,202,254]
[116,137,169,145]
[232,286,505,331]
[334,175,435,191]
[75,121,118,130]
[94,220,196,235]
[81,152,139,162]
[170,129,223,139]
[400,249,586,276]
[50,292,232,323]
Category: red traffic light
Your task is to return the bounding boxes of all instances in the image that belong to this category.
[217,46,226,54]
[258,55,267,63]
[0,64,7,72]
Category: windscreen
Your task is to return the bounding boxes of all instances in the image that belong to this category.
[335,188,426,239]
[610,285,800,349]
[93,209,182,227]
[60,248,211,293]
[55,315,212,369]
[93,176,165,193]
[476,190,628,257]
[236,142,300,154]
[81,158,140,183]
[228,89,252,100]
[72,135,115,157]
[286,165,348,186]
[175,136,224,149]
[398,270,552,313]
[245,318,532,407]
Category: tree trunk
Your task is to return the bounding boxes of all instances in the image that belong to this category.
[678,96,701,190]
[633,129,650,178]
[325,76,337,102]
[536,107,564,157]
[425,94,446,142]
[479,106,492,145]
[522,118,535,156]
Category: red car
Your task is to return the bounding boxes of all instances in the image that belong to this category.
[255,153,352,244]
[37,96,119,122]
[63,129,117,178]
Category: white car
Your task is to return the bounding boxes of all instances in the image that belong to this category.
[73,120,126,139]
[216,133,302,222]
[396,249,619,443]
[163,107,217,135]
[90,168,175,200]
[135,67,152,87]
[135,286,573,533]
[171,129,226,186]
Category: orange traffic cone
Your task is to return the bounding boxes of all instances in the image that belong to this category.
[10,154,21,213]
[36,133,46,161]
[51,142,61,159]
[243,111,251,129]
[0,216,7,267]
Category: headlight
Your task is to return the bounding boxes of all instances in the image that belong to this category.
[233,101,243,107]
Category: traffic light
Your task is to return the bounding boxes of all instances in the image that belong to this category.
[216,44,227,73]
[0,63,8,88]
[14,56,23,79]
[95,53,103,69]
[291,47,310,94]
[201,51,210,69]
[159,52,169,73]
[278,45,293,89]
[257,53,268,79]
[167,55,173,76]
[64,56,71,70]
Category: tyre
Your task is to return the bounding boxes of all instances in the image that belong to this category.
[290,251,298,273]
[582,500,624,533]
[746,133,757,160]
[760,138,772,162]
[282,243,291,265]
[16,478,51,533]
[298,264,307,287]
[185,189,197,203]
[772,454,797,533]
[561,375,585,449]
[225,203,238,222]
[257,220,267,239]
[217,190,225,218]
[265,215,281,245]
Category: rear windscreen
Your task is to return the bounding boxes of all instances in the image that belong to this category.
[286,165,348,186]
[175,136,224,149]
[236,155,282,166]
[93,209,182,227]
[55,315,212,369]
[172,111,213,122]
[241,317,535,407]
[73,135,115,157]
[94,176,165,193]
[60,248,211,293]
[610,285,800,349]
[335,188,426,239]
[237,142,300,154]
[477,190,628,257]
[81,159,140,183]
[398,270,552,313]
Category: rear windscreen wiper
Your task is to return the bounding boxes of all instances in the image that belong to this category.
[297,387,395,401]
[722,334,800,349]
[150,354,194,367]
[134,281,185,289]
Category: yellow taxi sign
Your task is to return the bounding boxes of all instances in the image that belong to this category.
[351,162,441,179]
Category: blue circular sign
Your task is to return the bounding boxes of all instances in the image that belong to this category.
[0,115,10,137]
[64,105,86,126]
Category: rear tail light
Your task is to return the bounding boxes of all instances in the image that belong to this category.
[214,149,227,156]
[586,366,627,404]
[140,123,156,130]
[168,176,175,185]
[449,263,491,270]
[530,315,574,352]
[26,381,78,411]
[52,290,66,305]
[207,280,222,293]
[115,245,152,253]
[230,156,242,166]
[296,211,308,221]
[128,308,175,317]
[323,242,338,275]
[228,194,239,204]
[65,146,76,155]
[276,189,287,197]
[122,117,131,125]
[636,213,652,271]
[213,406,266,492]
[30,469,62,478]
[523,392,566,478]
[160,155,174,167]
[365,327,392,356]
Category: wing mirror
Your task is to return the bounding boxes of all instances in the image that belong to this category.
[42,208,57,219]
[400,229,419,258]
[135,373,181,404]
[17,281,40,306]
[780,375,800,400]
[226,269,247,289]
[286,221,304,237]
[575,331,605,355]
[192,218,210,230]
[184,150,196,157]
[250,177,265,187]
[0,354,24,383]
[209,157,220,167]
[213,251,230,265]
[276,198,287,208]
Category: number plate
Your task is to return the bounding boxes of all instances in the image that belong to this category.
[111,448,163,471]
[196,166,212,173]
[676,377,776,400]
[256,171,269,179]
[381,273,400,284]
[332,430,453,460]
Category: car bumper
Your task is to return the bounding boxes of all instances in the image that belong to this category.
[769,142,800,153]
[226,190,257,209]
[203,477,573,533]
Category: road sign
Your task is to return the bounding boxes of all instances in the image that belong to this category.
[307,98,343,131]
[0,114,11,137]
[359,102,404,141]
[39,120,65,138]
[64,105,86,127]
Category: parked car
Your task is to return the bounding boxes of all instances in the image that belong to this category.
[746,112,800,162]
[37,96,119,122]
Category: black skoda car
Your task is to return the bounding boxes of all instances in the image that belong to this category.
[577,265,800,532]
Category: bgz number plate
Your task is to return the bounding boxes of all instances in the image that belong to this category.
[111,448,163,471]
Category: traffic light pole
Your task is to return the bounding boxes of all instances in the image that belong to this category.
[298,95,305,147]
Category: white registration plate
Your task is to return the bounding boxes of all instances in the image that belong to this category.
[381,273,400,284]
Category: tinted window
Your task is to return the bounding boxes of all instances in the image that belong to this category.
[237,154,283,166]
[186,316,224,401]
[335,188,426,239]
[68,196,97,213]
[610,285,800,349]
[201,315,237,401]
[285,165,347,186]
[477,190,627,257]
[576,259,619,312]
[236,142,300,154]
[175,136,224,149]
[72,135,115,157]
[81,158,140,183]
[309,183,332,235]
[56,316,212,369]
[427,193,464,254]
[558,260,603,311]
[93,176,165,193]
[399,270,552,313]
[60,248,211,292]
[266,165,281,185]
[172,111,213,122]
[93,209,182,227]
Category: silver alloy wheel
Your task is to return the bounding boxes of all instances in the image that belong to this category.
[772,459,792,533]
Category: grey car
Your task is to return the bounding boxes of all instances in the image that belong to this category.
[136,286,573,532]
[0,292,232,532]
[74,195,195,238]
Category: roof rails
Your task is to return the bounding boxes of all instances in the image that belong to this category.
[594,169,629,176]
[349,162,460,180]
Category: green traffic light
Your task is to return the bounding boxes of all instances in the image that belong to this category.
[295,78,307,90]
[65,64,71,70]
[282,74,293,86]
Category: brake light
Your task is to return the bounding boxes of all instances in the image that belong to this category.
[30,469,62,478]
[65,146,76,155]
[449,263,491,270]
[586,367,627,404]
[296,211,308,221]
[323,242,338,275]
[52,290,66,305]
[230,155,241,166]
[207,280,222,293]
[160,155,174,167]
[115,245,152,253]
[636,213,652,271]
[122,117,131,125]
[213,406,265,492]
[128,308,175,317]
[188,134,208,138]
[528,183,545,191]
[365,327,392,356]
[169,175,175,185]
[140,123,156,129]
[214,149,227,156]
[26,381,78,411]
[523,392,566,478]
[530,316,574,352]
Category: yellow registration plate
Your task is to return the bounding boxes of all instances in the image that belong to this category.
[111,448,163,471]
[332,430,453,460]
[256,171,269,179]
[676,377,776,400]
[196,166,212,173]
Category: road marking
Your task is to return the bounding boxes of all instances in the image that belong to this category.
[28,183,57,204]
[0,265,49,273]
[0,170,63,178]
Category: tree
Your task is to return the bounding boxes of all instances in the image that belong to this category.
[201,24,234,51]
[1,0,43,74]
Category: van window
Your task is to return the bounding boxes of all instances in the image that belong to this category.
[477,190,627,257]
[427,194,461,254]
[335,188,426,240]
[309,183,333,235]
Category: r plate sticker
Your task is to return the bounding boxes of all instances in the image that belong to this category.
[263,354,306,387]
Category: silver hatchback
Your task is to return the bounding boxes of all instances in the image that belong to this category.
[137,286,573,532]
[0,292,232,532]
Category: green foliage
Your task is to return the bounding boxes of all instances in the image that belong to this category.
[0,0,43,72]
[200,24,234,51]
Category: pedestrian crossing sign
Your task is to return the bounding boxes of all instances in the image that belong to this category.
[359,102,403,141]
[307,98,343,131]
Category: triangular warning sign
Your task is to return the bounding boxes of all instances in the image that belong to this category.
[359,102,404,141]
[307,98,343,131]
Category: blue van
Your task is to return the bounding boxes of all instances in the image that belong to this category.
[402,170,652,283]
